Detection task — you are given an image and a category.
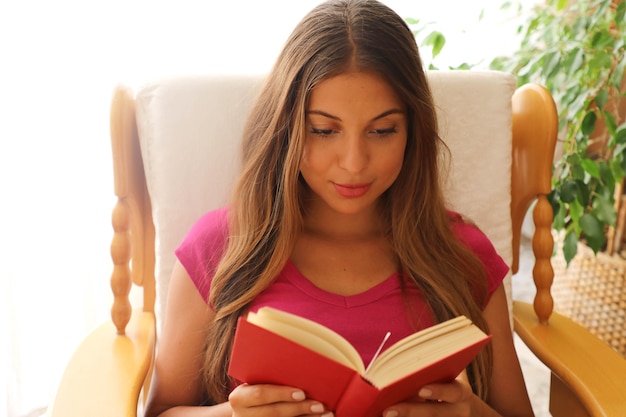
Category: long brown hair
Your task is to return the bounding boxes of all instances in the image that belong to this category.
[204,0,492,402]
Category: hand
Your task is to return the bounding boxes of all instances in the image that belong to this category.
[229,383,334,417]
[382,378,474,417]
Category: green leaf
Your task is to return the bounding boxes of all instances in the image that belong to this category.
[572,15,588,36]
[613,56,626,88]
[575,179,590,206]
[431,35,446,58]
[585,231,606,254]
[615,123,626,145]
[595,89,609,109]
[547,188,559,209]
[556,0,568,11]
[581,158,600,178]
[566,153,582,165]
[603,111,617,135]
[563,230,579,264]
[567,48,585,76]
[593,194,617,226]
[452,63,472,70]
[542,51,561,78]
[579,214,602,239]
[572,163,586,180]
[589,52,613,71]
[616,2,626,29]
[610,157,625,183]
[560,179,579,203]
[599,159,614,183]
[568,199,584,231]
[423,31,446,59]
[581,111,597,136]
[579,213,605,252]
[591,29,614,50]
[548,190,563,225]
[553,201,566,229]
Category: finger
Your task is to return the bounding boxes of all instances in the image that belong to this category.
[244,400,331,417]
[229,383,306,407]
[384,400,465,417]
[229,384,332,417]
[418,379,471,404]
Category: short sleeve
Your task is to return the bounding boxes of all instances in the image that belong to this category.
[449,212,509,306]
[175,206,229,302]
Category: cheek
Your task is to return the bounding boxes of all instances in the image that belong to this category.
[385,142,407,178]
[300,143,328,173]
[387,160,404,184]
[299,146,316,182]
[299,146,311,173]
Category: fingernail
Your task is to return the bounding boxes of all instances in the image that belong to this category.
[321,413,334,417]
[419,387,433,398]
[384,411,398,417]
[310,403,325,413]
[292,390,306,400]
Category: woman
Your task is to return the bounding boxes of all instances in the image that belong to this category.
[144,1,535,416]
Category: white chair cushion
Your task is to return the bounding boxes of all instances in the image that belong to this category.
[429,71,515,309]
[135,71,515,322]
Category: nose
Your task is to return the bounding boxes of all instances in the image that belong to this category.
[338,134,368,173]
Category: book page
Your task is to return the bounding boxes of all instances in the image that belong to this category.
[248,307,364,371]
[368,316,469,370]
[364,317,488,387]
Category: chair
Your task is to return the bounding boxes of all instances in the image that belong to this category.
[46,71,626,417]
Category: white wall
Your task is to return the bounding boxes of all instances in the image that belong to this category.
[0,1,535,416]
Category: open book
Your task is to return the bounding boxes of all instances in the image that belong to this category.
[228,307,491,417]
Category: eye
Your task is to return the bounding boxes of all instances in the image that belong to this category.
[370,127,397,137]
[309,127,335,137]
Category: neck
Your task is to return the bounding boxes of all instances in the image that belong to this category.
[303,199,386,241]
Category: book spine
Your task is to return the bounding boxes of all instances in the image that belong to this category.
[335,374,380,417]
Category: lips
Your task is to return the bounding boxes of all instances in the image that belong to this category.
[333,182,371,198]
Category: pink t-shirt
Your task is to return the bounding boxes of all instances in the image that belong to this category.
[175,206,508,366]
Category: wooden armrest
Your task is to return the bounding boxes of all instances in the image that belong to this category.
[513,301,626,417]
[47,311,156,417]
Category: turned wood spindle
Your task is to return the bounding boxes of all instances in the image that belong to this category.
[110,197,133,334]
[532,195,555,324]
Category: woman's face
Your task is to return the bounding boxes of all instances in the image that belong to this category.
[300,70,407,216]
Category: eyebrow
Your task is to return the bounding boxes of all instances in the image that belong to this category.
[306,108,405,121]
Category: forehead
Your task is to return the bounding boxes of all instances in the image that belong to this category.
[307,70,404,114]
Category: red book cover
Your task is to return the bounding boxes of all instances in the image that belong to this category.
[228,318,355,409]
[335,337,490,417]
[228,313,491,417]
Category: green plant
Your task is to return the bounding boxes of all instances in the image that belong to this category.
[405,18,475,70]
[490,0,626,264]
